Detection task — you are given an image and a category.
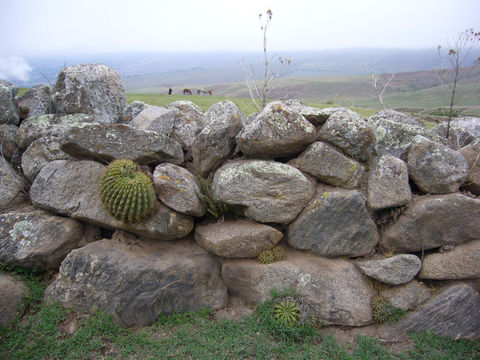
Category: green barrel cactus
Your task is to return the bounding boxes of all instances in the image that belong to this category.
[100,159,156,223]
[274,299,300,325]
[272,246,285,261]
[258,249,275,264]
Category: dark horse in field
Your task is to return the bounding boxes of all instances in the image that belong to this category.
[183,88,192,95]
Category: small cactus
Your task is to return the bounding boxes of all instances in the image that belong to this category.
[258,250,275,264]
[100,159,156,223]
[371,295,405,324]
[274,298,300,325]
[272,246,284,261]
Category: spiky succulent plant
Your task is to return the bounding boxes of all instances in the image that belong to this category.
[371,295,405,324]
[100,159,156,223]
[274,298,300,325]
[258,249,275,264]
[272,246,285,261]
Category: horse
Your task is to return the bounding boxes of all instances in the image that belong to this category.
[207,89,212,96]
[183,88,192,95]
[197,88,212,96]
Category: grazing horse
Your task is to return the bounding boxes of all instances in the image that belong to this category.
[197,88,212,96]
[183,88,192,95]
[207,89,212,96]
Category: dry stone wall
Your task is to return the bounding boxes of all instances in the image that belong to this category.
[0,63,479,338]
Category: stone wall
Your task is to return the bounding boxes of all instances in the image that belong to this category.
[0,64,479,338]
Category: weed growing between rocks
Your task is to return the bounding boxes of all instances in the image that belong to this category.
[371,295,407,324]
[195,171,228,220]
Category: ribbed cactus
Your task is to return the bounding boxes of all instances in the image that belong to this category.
[100,159,156,223]
[258,249,275,264]
[272,246,285,261]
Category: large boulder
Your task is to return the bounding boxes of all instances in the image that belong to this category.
[433,117,480,149]
[237,101,316,158]
[367,155,411,210]
[21,136,73,182]
[459,140,480,195]
[356,255,422,285]
[222,247,373,326]
[0,160,28,210]
[30,160,194,239]
[17,84,53,120]
[212,160,315,224]
[317,108,375,162]
[130,105,176,135]
[45,237,228,327]
[381,280,432,311]
[383,284,480,340]
[194,218,283,258]
[0,124,19,161]
[0,80,19,125]
[283,100,331,126]
[369,109,426,127]
[381,193,480,252]
[52,63,126,124]
[407,135,469,194]
[0,274,27,326]
[123,101,149,123]
[287,187,378,257]
[168,100,204,150]
[191,100,244,175]
[60,123,184,165]
[367,115,446,159]
[15,113,96,150]
[418,240,480,280]
[289,141,365,189]
[0,210,99,270]
[153,163,205,217]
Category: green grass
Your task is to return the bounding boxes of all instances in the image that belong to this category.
[1,278,479,360]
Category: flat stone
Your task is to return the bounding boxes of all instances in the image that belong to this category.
[222,247,373,326]
[289,141,365,189]
[237,101,316,158]
[45,238,228,327]
[382,284,480,340]
[130,105,175,135]
[357,255,421,285]
[367,155,411,210]
[0,210,99,270]
[418,240,480,280]
[30,160,194,240]
[382,193,480,252]
[369,109,426,127]
[287,187,378,257]
[153,163,206,217]
[407,135,469,194]
[60,123,184,165]
[212,160,315,224]
[194,218,283,258]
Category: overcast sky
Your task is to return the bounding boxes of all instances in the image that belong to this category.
[1,0,479,57]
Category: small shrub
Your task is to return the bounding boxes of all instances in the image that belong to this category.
[371,295,406,324]
[99,159,156,223]
[195,172,228,220]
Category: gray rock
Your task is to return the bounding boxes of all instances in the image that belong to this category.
[168,101,204,150]
[52,63,126,124]
[418,240,480,280]
[15,113,96,149]
[318,108,375,162]
[130,105,176,135]
[30,160,194,239]
[45,238,228,327]
[289,141,365,189]
[369,109,426,127]
[194,218,283,258]
[0,80,19,125]
[283,100,331,126]
[0,160,28,210]
[153,163,205,217]
[21,136,73,182]
[0,274,27,326]
[407,135,469,194]
[459,141,480,195]
[60,123,184,165]
[237,101,316,158]
[381,280,432,311]
[17,84,53,120]
[123,101,149,123]
[357,255,422,285]
[287,187,378,257]
[222,247,373,326]
[383,284,480,340]
[0,210,99,270]
[212,160,315,224]
[367,155,411,210]
[382,193,480,252]
[433,117,480,149]
[0,124,19,160]
[192,100,244,175]
[367,115,447,159]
